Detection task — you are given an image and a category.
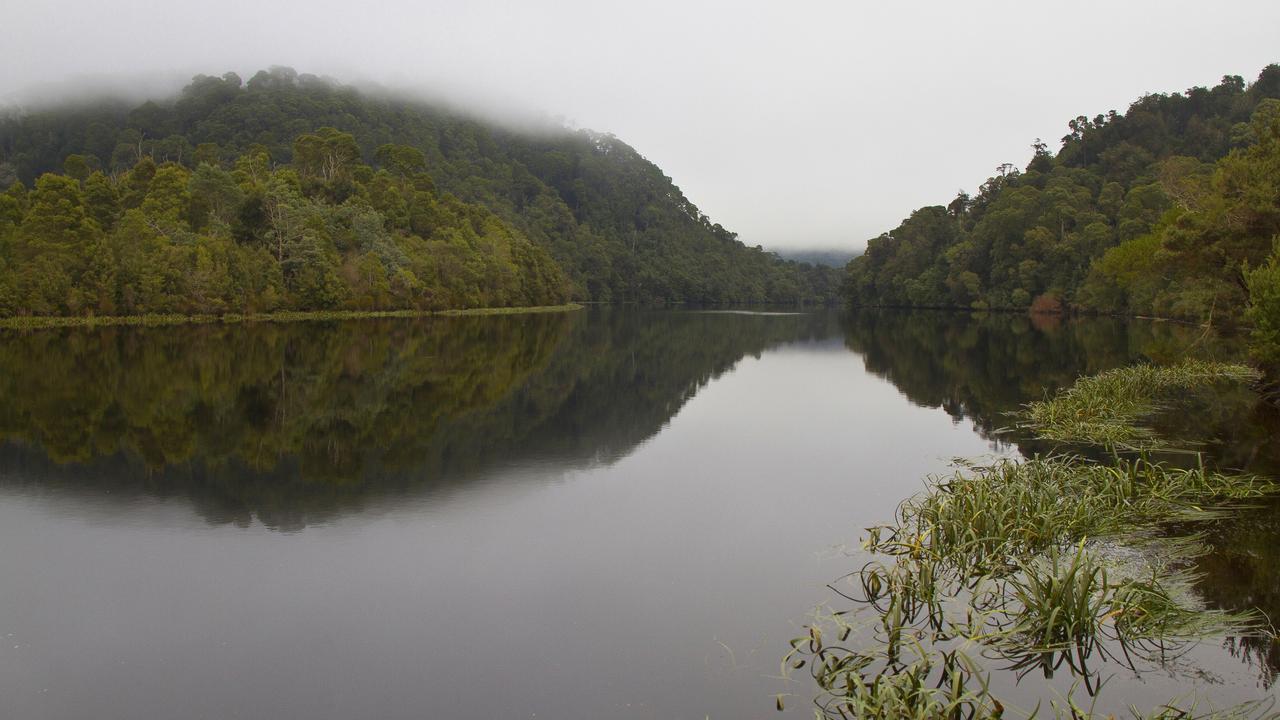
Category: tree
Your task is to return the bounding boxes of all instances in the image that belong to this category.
[83,171,120,231]
[63,154,95,183]
[293,127,361,184]
[375,144,427,177]
[140,164,193,232]
[1247,250,1280,369]
[189,163,243,229]
[16,174,97,262]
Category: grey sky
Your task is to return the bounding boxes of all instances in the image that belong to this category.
[4,0,1279,252]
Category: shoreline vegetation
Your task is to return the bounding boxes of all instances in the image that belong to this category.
[785,361,1280,719]
[845,301,1222,328]
[0,303,583,330]
[842,65,1280,372]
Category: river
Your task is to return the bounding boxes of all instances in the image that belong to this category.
[0,308,1276,718]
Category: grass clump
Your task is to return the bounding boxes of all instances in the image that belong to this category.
[1001,543,1114,657]
[870,455,1272,577]
[1023,361,1260,449]
[990,543,1256,672]
[806,644,1003,720]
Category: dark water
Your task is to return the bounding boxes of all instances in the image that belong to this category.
[0,308,1277,719]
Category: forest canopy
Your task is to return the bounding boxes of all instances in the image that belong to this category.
[0,132,571,316]
[844,65,1280,316]
[0,68,839,317]
[842,64,1280,367]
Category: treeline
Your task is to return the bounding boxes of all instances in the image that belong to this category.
[0,68,838,309]
[0,130,572,317]
[843,65,1280,363]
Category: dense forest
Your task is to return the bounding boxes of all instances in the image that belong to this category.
[843,65,1280,365]
[0,136,571,315]
[0,68,839,316]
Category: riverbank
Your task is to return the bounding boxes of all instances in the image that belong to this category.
[0,304,584,330]
[847,302,1221,327]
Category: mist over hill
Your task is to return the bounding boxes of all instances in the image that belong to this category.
[0,68,839,318]
[774,248,860,268]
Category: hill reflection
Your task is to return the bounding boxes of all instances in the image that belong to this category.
[841,309,1280,686]
[0,309,835,529]
[842,310,1278,465]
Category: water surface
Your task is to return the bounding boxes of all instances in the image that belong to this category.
[0,309,1276,718]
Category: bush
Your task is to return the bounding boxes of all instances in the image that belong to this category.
[1246,248,1280,370]
[1029,292,1063,315]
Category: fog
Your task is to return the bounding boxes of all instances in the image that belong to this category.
[3,0,1278,252]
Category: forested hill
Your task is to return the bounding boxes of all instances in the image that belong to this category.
[844,65,1280,327]
[0,68,838,317]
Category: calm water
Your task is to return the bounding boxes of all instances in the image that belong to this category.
[0,308,1277,719]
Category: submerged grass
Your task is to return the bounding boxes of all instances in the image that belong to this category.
[1022,361,1260,449]
[788,361,1278,719]
[871,455,1273,576]
[0,303,584,330]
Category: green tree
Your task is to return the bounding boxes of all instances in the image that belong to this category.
[293,127,361,183]
[189,163,244,230]
[83,171,120,231]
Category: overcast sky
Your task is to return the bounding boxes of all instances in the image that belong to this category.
[4,0,1279,252]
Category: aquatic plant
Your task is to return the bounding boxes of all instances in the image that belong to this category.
[789,362,1278,718]
[867,455,1272,580]
[1022,361,1260,449]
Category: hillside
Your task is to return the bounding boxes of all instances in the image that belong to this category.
[843,65,1280,327]
[0,68,838,316]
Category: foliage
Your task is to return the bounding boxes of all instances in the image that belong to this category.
[843,66,1280,331]
[0,131,576,317]
[1082,98,1280,325]
[1245,244,1280,370]
[0,68,839,307]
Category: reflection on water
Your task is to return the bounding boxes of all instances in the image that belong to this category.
[840,310,1280,705]
[0,309,834,530]
[0,308,1277,717]
[843,310,1257,446]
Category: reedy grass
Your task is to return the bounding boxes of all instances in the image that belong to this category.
[868,455,1274,577]
[794,540,1270,719]
[790,362,1276,719]
[989,543,1260,673]
[1022,361,1260,449]
[1002,543,1113,657]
